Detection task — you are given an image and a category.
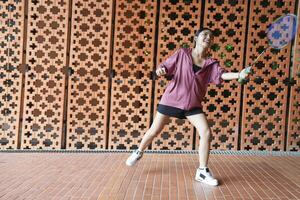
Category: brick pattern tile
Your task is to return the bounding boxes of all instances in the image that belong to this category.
[0,153,299,200]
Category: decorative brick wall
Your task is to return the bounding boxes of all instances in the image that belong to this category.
[0,0,298,151]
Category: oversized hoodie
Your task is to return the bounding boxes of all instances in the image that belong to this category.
[159,48,226,110]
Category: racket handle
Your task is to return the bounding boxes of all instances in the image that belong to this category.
[238,66,252,83]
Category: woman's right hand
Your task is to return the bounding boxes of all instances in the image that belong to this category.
[238,66,252,83]
[156,67,167,77]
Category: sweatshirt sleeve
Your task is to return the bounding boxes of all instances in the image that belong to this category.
[157,48,181,76]
[209,62,227,85]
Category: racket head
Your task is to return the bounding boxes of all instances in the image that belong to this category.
[267,14,298,49]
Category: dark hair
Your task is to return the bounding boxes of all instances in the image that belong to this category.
[195,27,214,37]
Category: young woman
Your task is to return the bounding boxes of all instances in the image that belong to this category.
[126,28,249,186]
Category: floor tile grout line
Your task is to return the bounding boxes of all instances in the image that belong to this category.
[219,155,244,199]
[0,153,299,199]
[234,156,272,200]
[149,154,158,200]
[273,157,300,188]
[158,155,164,200]
[212,155,234,199]
[97,154,125,199]
[179,155,190,200]
[85,154,114,199]
[123,156,146,200]
[239,156,281,199]
[124,153,146,200]
[108,154,134,199]
[132,153,151,200]
[191,153,210,200]
[223,155,257,199]
[141,154,155,199]
[252,156,300,199]
[183,154,199,200]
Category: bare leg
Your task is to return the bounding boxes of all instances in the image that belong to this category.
[186,114,211,167]
[138,112,170,151]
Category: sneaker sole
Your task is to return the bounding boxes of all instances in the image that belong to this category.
[126,161,135,166]
[195,177,218,186]
[126,158,141,166]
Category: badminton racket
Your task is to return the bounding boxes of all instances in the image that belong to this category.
[239,13,298,83]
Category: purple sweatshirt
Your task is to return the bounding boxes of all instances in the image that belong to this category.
[158,48,226,110]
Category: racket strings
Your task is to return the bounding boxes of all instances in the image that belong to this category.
[267,14,297,49]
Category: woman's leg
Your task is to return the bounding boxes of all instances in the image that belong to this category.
[126,112,170,166]
[138,112,170,151]
[186,113,218,186]
[186,113,211,167]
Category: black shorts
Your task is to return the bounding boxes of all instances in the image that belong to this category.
[157,104,204,119]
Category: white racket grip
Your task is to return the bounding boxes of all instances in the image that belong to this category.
[238,66,252,83]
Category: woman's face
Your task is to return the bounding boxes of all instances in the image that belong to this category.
[195,30,214,48]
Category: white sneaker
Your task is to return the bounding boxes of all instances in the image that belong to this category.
[195,167,218,186]
[126,150,143,166]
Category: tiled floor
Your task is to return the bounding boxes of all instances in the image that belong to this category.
[0,152,299,200]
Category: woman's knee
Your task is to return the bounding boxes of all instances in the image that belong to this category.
[198,128,212,141]
[149,113,168,134]
[147,124,163,137]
